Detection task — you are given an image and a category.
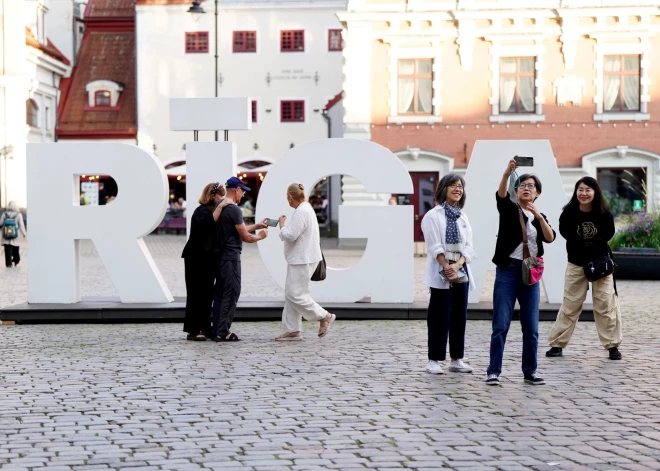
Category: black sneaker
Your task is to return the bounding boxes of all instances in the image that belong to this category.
[524,373,546,385]
[546,347,563,357]
[485,374,500,385]
[609,347,622,360]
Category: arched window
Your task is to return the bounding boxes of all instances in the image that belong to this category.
[26,99,39,127]
[95,91,111,107]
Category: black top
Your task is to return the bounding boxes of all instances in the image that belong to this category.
[559,207,615,267]
[181,204,217,259]
[492,192,556,269]
[217,204,244,261]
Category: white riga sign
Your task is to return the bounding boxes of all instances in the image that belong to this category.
[26,98,569,306]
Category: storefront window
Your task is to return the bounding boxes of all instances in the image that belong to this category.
[598,167,646,216]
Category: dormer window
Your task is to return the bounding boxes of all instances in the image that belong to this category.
[86,80,124,109]
[95,91,111,107]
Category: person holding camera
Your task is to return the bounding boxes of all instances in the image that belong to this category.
[486,159,555,386]
[546,177,622,360]
[275,183,335,341]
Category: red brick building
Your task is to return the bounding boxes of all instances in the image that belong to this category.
[339,0,660,240]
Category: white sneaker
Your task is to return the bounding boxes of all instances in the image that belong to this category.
[448,359,473,373]
[425,360,444,374]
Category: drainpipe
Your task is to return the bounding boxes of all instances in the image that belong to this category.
[321,109,332,236]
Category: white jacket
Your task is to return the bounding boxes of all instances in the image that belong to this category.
[279,202,322,265]
[421,204,477,291]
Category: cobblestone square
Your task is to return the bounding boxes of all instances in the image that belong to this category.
[1,236,660,470]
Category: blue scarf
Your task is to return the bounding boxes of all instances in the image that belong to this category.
[443,202,462,248]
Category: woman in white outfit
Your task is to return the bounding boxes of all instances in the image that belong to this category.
[276,183,336,341]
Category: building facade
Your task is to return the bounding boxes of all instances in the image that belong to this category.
[339,0,660,240]
[135,0,345,211]
[0,0,71,210]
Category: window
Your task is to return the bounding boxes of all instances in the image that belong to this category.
[95,91,111,107]
[328,29,342,51]
[598,167,647,216]
[603,55,640,112]
[185,32,209,53]
[233,31,256,53]
[26,99,38,127]
[397,59,432,115]
[499,57,535,113]
[251,100,257,123]
[281,30,304,52]
[280,100,304,122]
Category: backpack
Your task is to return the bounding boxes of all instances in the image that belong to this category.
[2,212,18,240]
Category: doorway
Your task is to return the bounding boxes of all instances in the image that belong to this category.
[394,172,438,242]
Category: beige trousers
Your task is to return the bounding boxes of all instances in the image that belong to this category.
[548,262,622,349]
[282,263,328,333]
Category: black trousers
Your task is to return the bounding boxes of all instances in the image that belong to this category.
[212,260,241,339]
[183,256,215,335]
[3,245,19,267]
[427,284,469,361]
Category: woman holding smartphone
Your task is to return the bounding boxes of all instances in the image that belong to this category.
[546,177,622,360]
[486,159,555,386]
[275,183,336,341]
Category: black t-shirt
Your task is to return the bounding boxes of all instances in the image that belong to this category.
[181,204,217,259]
[98,189,108,205]
[217,204,244,261]
[559,207,615,267]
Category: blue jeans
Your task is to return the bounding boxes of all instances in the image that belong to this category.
[487,259,541,376]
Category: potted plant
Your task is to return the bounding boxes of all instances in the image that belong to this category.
[610,212,660,280]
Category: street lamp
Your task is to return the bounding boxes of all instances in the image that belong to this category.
[188,0,225,142]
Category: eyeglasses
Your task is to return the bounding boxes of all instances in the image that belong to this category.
[449,184,464,190]
[519,183,536,190]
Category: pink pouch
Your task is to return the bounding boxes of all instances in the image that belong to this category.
[522,256,544,286]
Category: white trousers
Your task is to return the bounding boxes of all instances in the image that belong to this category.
[282,262,328,333]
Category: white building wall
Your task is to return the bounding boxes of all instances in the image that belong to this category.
[136,2,345,167]
[46,0,78,66]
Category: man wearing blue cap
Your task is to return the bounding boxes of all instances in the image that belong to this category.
[212,176,268,341]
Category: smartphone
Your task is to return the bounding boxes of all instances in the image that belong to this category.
[265,218,279,227]
[514,156,534,167]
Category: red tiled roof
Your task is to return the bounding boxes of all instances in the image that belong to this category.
[57,31,136,137]
[136,0,206,4]
[324,91,344,111]
[86,0,136,18]
[25,27,71,65]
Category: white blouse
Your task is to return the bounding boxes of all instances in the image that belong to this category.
[421,205,477,291]
[510,208,538,260]
[279,201,323,265]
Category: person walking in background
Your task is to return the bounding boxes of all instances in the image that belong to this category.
[0,202,27,268]
[275,183,336,341]
[547,177,622,360]
[181,183,233,341]
[487,159,555,386]
[212,177,268,342]
[421,175,476,374]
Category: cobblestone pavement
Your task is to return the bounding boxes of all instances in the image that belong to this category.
[1,290,660,471]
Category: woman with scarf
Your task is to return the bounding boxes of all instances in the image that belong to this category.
[421,174,476,375]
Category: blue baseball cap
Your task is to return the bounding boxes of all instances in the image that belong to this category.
[226,176,251,192]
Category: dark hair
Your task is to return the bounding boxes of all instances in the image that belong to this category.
[517,174,542,194]
[435,174,466,209]
[564,176,610,214]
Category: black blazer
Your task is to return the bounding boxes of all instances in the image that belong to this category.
[181,205,217,259]
[492,192,556,269]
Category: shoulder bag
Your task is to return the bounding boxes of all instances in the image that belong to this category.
[584,249,615,282]
[311,249,326,282]
[519,208,544,286]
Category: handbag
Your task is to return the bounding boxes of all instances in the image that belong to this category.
[518,208,544,286]
[583,252,615,282]
[311,249,326,282]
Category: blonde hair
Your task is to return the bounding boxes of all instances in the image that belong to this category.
[287,183,306,203]
[7,201,19,212]
[199,182,225,205]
